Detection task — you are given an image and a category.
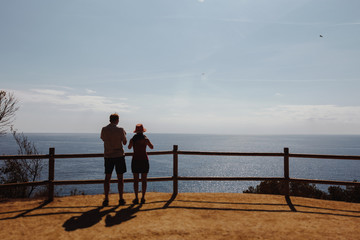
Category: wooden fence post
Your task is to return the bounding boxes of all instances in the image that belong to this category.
[48,148,55,202]
[173,145,178,197]
[284,147,290,196]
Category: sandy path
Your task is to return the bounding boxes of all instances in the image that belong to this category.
[1,192,360,240]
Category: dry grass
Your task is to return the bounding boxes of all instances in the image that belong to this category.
[1,192,360,240]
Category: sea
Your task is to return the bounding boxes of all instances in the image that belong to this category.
[1,133,360,196]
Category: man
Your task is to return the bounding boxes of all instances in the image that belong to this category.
[100,113,127,206]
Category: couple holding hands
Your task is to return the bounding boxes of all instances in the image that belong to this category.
[100,113,153,206]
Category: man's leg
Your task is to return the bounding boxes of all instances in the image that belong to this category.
[103,173,111,206]
[117,174,125,204]
[114,156,126,205]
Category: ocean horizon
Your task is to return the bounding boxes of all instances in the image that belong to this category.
[1,133,360,196]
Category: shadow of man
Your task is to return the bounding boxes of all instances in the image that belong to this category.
[63,206,118,231]
[105,204,142,227]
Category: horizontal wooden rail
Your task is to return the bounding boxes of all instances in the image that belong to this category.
[178,151,284,157]
[50,153,104,159]
[178,177,285,181]
[146,151,175,156]
[178,177,360,186]
[0,154,50,160]
[2,151,360,160]
[0,180,49,189]
[53,177,173,185]
[0,177,174,189]
[2,177,359,189]
[0,150,175,161]
[288,178,360,186]
[289,153,360,160]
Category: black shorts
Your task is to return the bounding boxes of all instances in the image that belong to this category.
[104,156,127,174]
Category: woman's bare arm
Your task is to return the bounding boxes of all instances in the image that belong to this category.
[128,139,133,149]
[147,139,154,149]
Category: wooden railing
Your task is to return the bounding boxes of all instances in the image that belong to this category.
[1,145,360,202]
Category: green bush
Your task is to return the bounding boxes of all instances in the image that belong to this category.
[0,130,44,198]
[243,180,285,195]
[290,182,327,199]
[244,180,360,203]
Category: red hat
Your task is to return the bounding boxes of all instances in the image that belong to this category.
[134,124,146,133]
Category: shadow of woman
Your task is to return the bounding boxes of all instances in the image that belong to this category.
[63,206,118,231]
[105,204,142,227]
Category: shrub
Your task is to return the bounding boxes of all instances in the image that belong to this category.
[290,182,326,199]
[244,180,360,203]
[243,180,286,195]
[0,130,44,198]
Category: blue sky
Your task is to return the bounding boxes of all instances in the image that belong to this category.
[1,0,360,134]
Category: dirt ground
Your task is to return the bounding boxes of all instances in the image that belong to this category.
[1,192,360,240]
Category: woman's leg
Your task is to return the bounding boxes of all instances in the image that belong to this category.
[141,173,148,202]
[133,173,139,200]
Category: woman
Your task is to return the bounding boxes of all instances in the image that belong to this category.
[128,124,154,204]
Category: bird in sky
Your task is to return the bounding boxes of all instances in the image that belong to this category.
[320,35,323,37]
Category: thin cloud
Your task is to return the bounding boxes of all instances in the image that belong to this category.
[83,72,199,84]
[220,78,358,83]
[335,22,360,26]
[161,15,252,23]
[85,89,96,94]
[259,105,360,123]
[15,88,130,113]
[31,89,66,96]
